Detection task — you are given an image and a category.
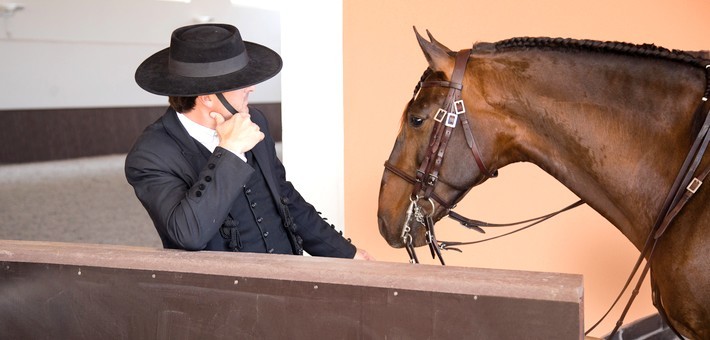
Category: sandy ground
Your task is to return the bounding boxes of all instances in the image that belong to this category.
[0,154,162,248]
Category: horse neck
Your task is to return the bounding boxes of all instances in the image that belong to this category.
[474,50,707,249]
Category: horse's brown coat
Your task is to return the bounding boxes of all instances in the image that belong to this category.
[378,30,710,338]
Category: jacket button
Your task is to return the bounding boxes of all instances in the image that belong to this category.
[204,176,212,182]
[268,248,274,253]
[195,191,202,197]
[245,188,252,194]
[198,184,206,190]
[263,231,269,237]
[208,163,215,169]
[251,202,257,208]
[257,217,263,223]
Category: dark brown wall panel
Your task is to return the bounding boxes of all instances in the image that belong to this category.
[0,103,281,164]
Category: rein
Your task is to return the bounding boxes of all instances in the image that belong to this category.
[593,81,710,338]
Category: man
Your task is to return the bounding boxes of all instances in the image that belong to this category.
[126,23,372,260]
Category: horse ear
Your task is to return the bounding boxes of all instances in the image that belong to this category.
[426,30,452,53]
[414,26,453,74]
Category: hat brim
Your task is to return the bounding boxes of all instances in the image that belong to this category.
[135,41,282,96]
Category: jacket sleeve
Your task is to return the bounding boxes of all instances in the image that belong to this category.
[125,122,253,251]
[250,111,357,259]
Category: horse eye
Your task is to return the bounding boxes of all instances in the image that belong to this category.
[409,116,424,127]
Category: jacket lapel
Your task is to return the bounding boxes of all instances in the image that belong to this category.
[252,141,282,201]
[162,108,208,176]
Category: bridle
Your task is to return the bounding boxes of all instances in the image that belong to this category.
[384,49,580,265]
[410,49,499,198]
[384,47,583,265]
[384,49,500,265]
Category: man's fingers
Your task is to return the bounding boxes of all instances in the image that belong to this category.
[353,248,376,261]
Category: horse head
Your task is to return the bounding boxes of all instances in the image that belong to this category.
[377,27,710,339]
[378,28,509,249]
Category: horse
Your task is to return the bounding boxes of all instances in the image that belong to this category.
[377,28,710,339]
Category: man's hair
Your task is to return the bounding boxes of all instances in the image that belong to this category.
[169,96,197,113]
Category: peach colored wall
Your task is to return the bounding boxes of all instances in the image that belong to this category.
[343,0,709,337]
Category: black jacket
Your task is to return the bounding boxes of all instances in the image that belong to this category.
[125,108,356,258]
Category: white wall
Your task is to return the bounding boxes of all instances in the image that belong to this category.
[0,0,281,109]
[280,1,345,230]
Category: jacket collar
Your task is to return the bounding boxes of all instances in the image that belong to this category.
[162,108,209,174]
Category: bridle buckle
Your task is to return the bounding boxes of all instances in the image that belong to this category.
[454,99,466,114]
[434,108,447,122]
[445,112,458,128]
[426,174,438,186]
[687,177,702,193]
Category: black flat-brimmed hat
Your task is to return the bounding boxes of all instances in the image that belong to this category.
[135,23,282,96]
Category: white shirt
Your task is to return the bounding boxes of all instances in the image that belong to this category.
[177,112,247,162]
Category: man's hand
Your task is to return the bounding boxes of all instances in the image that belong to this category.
[353,248,376,261]
[211,111,264,155]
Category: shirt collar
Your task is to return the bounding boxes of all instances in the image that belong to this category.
[176,112,219,152]
[176,112,247,163]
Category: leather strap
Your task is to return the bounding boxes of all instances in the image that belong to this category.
[420,81,463,90]
[656,166,709,238]
[385,161,450,208]
[601,99,710,338]
[654,99,710,238]
[415,50,473,200]
[215,92,239,114]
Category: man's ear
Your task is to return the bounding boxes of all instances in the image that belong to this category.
[197,94,214,109]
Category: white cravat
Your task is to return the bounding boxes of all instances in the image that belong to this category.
[177,112,247,162]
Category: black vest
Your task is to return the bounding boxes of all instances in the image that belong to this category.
[195,144,295,254]
[222,151,293,254]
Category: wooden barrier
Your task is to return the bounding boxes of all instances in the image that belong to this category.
[0,240,583,339]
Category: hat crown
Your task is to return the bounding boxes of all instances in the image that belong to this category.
[135,23,282,96]
[170,24,246,63]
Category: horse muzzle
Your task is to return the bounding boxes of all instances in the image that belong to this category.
[377,214,428,248]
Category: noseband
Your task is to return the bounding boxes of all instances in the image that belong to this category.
[384,49,498,264]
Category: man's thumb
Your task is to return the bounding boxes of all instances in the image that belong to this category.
[210,112,225,125]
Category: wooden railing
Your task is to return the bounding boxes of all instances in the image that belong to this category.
[0,240,583,339]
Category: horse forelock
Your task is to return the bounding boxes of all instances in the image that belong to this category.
[490,37,710,69]
[412,68,435,96]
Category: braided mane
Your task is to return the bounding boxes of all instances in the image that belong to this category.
[493,37,709,69]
